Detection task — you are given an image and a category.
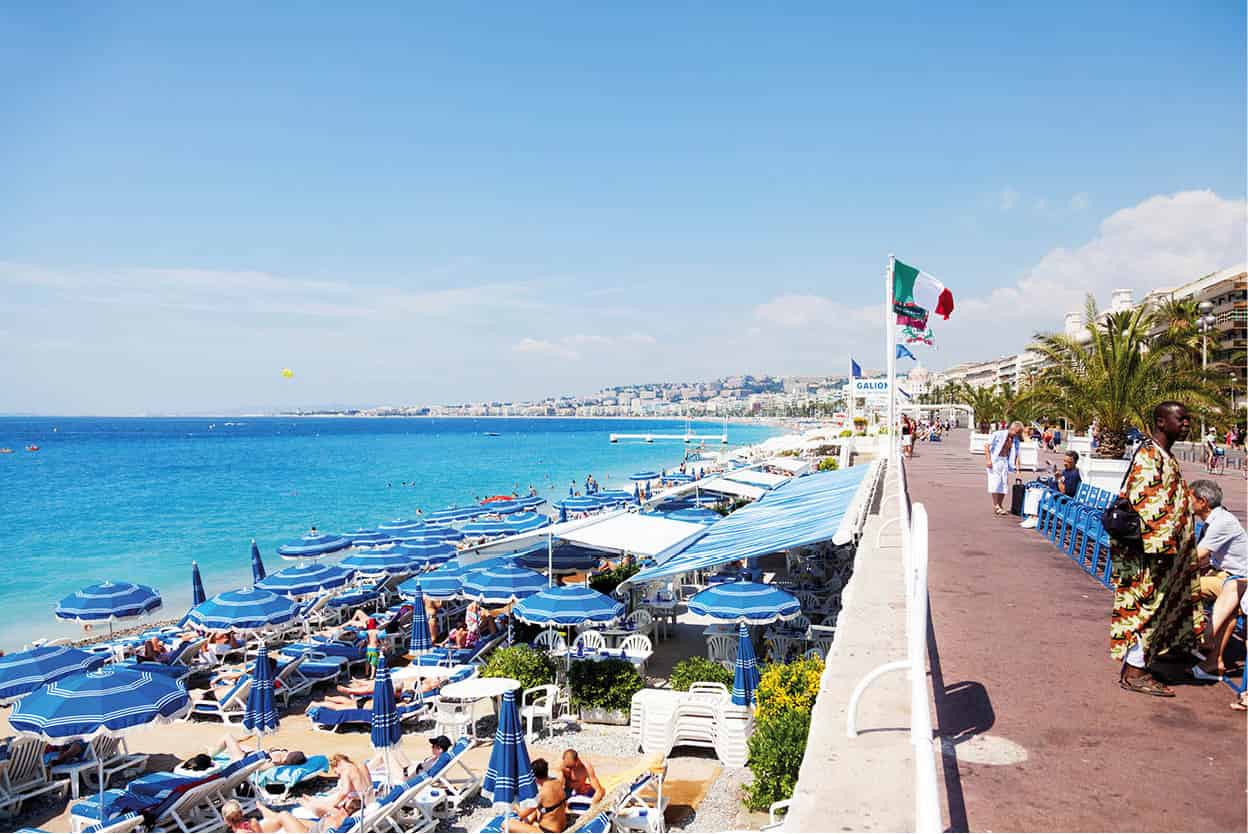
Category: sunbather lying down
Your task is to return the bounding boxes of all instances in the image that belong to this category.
[309,675,446,709]
[224,799,353,834]
[179,734,308,773]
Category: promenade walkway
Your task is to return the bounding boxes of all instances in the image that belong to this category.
[910,431,1246,832]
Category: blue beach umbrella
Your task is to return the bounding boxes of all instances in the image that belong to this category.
[732,622,761,708]
[664,472,694,483]
[629,471,660,481]
[257,563,355,597]
[276,531,352,560]
[56,582,162,635]
[461,564,547,606]
[250,541,268,583]
[370,658,402,785]
[482,688,537,823]
[187,588,300,633]
[11,666,189,827]
[394,527,464,544]
[480,500,524,515]
[395,540,456,568]
[243,644,279,741]
[344,528,392,547]
[513,586,624,627]
[686,581,801,625]
[340,546,420,576]
[501,512,550,534]
[377,518,424,536]
[596,489,635,503]
[516,544,603,574]
[459,518,511,538]
[407,559,465,600]
[406,584,433,657]
[0,646,106,706]
[426,505,492,523]
[515,496,546,510]
[191,562,207,607]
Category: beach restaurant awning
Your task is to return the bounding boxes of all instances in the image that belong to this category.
[761,457,813,476]
[622,464,872,586]
[720,469,790,489]
[457,511,627,567]
[558,513,706,560]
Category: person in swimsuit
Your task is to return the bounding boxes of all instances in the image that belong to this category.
[509,758,567,833]
[444,602,481,648]
[299,753,370,819]
[364,618,381,678]
[560,749,604,804]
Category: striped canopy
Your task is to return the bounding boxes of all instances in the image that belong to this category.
[732,622,761,707]
[595,489,636,503]
[461,563,546,605]
[403,559,465,600]
[377,519,424,535]
[395,540,456,568]
[686,581,801,625]
[257,563,355,597]
[554,496,613,513]
[250,541,268,584]
[426,505,493,523]
[10,667,190,742]
[191,562,207,607]
[343,528,393,546]
[339,546,420,576]
[0,646,106,706]
[515,544,603,573]
[629,471,661,481]
[393,527,464,544]
[663,472,695,483]
[406,584,433,655]
[186,588,300,632]
[482,689,537,815]
[501,512,550,534]
[458,518,511,538]
[56,582,162,624]
[514,496,547,509]
[659,507,722,525]
[243,645,279,737]
[276,531,352,560]
[513,586,624,627]
[370,657,402,753]
[477,500,525,515]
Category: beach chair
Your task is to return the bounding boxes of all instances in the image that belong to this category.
[425,737,481,818]
[761,799,792,831]
[307,700,431,733]
[533,629,567,653]
[300,593,340,629]
[52,736,148,800]
[619,634,653,677]
[520,684,570,742]
[190,675,252,724]
[251,755,329,802]
[351,749,464,834]
[612,768,669,833]
[414,632,505,667]
[705,635,736,670]
[573,631,605,652]
[0,736,69,818]
[625,610,656,640]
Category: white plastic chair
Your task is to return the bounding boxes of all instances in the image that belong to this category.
[573,630,605,652]
[705,635,737,670]
[533,629,567,654]
[434,698,476,741]
[625,610,655,639]
[520,684,569,742]
[619,634,653,677]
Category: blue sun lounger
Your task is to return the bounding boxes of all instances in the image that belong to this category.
[251,754,330,801]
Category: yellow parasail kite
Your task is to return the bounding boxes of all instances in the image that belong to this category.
[281,368,294,379]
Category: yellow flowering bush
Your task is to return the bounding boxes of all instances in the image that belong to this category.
[755,657,823,721]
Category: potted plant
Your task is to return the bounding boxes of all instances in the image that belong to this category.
[568,658,643,725]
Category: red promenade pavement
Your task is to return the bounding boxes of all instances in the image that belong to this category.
[908,431,1247,832]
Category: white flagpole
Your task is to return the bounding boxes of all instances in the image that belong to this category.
[886,254,897,457]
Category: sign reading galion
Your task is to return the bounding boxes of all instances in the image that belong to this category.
[852,378,890,398]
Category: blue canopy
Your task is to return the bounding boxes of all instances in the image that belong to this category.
[257,563,355,597]
[339,546,420,576]
[377,519,424,535]
[514,496,546,509]
[276,531,352,560]
[513,586,624,627]
[461,563,546,605]
[243,645,279,737]
[482,688,537,816]
[596,489,636,503]
[516,544,603,573]
[393,527,463,544]
[250,541,268,583]
[628,465,870,584]
[56,582,162,624]
[658,507,722,525]
[458,518,511,538]
[404,559,465,600]
[407,584,433,656]
[502,512,550,534]
[371,658,402,753]
[344,529,393,546]
[629,471,660,481]
[395,540,457,568]
[10,667,189,742]
[686,581,800,625]
[426,505,492,523]
[663,472,695,483]
[0,647,106,706]
[479,500,524,515]
[187,588,300,632]
[554,496,614,513]
[191,562,206,607]
[732,622,760,707]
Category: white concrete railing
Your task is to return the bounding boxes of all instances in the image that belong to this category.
[845,454,941,833]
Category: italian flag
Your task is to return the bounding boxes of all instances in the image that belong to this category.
[893,259,954,319]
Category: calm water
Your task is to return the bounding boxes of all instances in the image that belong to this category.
[0,417,777,649]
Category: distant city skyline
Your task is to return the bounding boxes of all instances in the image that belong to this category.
[1,3,1244,415]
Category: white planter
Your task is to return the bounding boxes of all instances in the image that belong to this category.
[578,706,630,726]
[1067,435,1092,456]
[1079,457,1130,492]
[1018,440,1040,471]
[969,432,992,454]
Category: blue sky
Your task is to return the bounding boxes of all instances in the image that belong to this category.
[2,1,1244,414]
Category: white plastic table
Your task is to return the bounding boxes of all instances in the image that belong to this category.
[439,677,520,700]
[391,664,473,683]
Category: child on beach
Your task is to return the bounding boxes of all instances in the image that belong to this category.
[364,618,380,678]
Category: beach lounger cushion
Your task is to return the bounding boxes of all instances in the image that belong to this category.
[252,755,329,798]
[307,700,429,730]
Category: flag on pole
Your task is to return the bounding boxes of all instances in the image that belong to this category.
[898,387,913,400]
[902,326,935,345]
[896,308,929,329]
[893,260,954,319]
[896,344,917,361]
[851,358,863,379]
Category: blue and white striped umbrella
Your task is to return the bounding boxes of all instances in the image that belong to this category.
[10,667,189,742]
[406,584,433,656]
[732,622,760,708]
[276,531,352,560]
[370,657,402,752]
[395,540,456,568]
[686,581,801,625]
[339,546,420,576]
[501,512,551,534]
[243,644,279,738]
[458,518,511,538]
[515,496,546,510]
[257,563,355,597]
[629,471,660,481]
[554,496,609,514]
[664,472,695,483]
[250,541,268,583]
[344,528,392,546]
[482,688,537,816]
[393,526,463,545]
[405,559,464,600]
[191,562,206,607]
[377,518,424,536]
[0,646,106,706]
[596,489,635,503]
[186,588,300,632]
[56,582,162,626]
[479,500,524,515]
[513,586,624,627]
[426,505,492,523]
[558,504,568,523]
[661,507,722,525]
[516,545,602,573]
[461,564,546,605]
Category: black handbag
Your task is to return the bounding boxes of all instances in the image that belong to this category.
[1101,443,1146,543]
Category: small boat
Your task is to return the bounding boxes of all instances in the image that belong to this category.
[24,445,39,452]
[0,448,12,454]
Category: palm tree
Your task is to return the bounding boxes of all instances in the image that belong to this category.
[949,382,1004,432]
[1018,296,1227,458]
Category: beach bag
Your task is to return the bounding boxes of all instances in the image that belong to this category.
[1022,485,1044,518]
[1102,443,1146,545]
[1009,479,1026,516]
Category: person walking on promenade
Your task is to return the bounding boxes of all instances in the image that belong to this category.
[984,420,1024,516]
[1112,401,1205,697]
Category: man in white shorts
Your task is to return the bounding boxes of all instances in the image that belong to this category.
[984,420,1024,516]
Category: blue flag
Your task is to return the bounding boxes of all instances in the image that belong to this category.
[896,344,917,361]
[851,358,862,378]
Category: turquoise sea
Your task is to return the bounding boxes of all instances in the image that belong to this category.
[0,417,779,649]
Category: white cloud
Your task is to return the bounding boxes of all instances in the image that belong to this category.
[754,294,876,329]
[512,337,580,361]
[511,331,659,361]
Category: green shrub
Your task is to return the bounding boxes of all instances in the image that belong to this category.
[669,657,733,691]
[755,657,823,721]
[589,562,640,596]
[744,708,811,811]
[568,658,643,711]
[817,457,839,471]
[478,645,556,691]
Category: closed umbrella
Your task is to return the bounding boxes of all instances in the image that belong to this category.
[56,582,162,637]
[482,688,537,830]
[243,644,279,746]
[0,646,105,706]
[686,581,800,625]
[191,562,207,607]
[250,540,268,583]
[732,622,760,708]
[370,657,402,789]
[406,584,433,657]
[186,588,300,633]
